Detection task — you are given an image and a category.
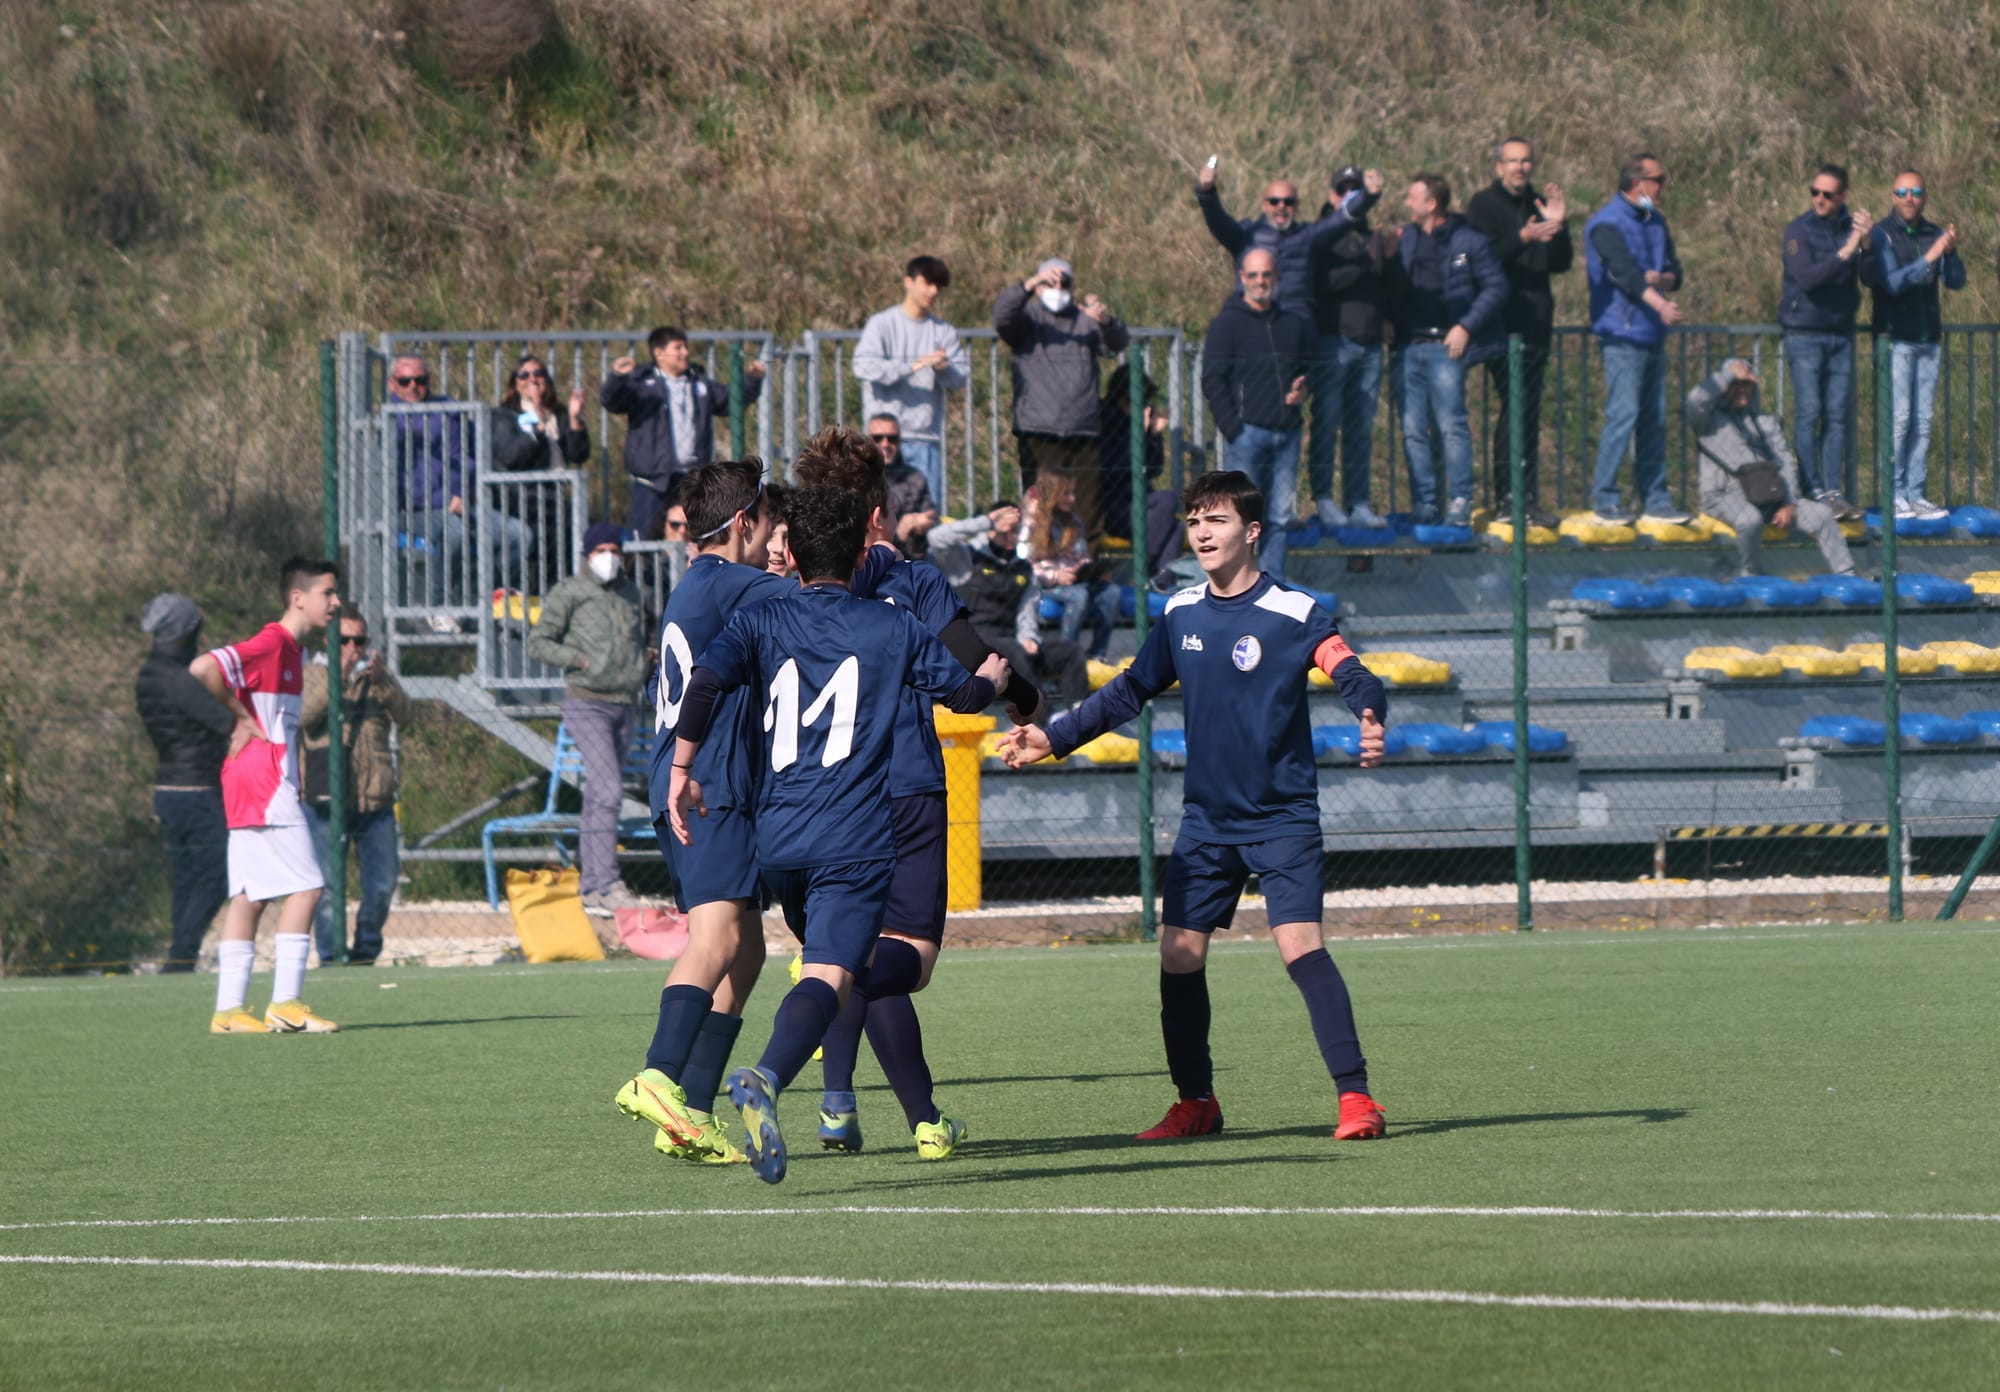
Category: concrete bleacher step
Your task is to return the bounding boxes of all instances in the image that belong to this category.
[1559,717,1728,759]
[1585,780,1847,826]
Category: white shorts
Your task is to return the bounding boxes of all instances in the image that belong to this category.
[227,822,324,903]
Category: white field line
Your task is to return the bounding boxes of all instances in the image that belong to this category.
[7,1203,2000,1234]
[3,1252,1997,1325]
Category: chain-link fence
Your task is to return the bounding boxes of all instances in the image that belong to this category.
[5,327,1999,975]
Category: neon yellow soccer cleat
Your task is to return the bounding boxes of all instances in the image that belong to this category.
[264,1000,339,1033]
[914,1113,967,1161]
[615,1068,705,1149]
[653,1109,748,1165]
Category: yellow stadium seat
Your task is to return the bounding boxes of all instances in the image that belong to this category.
[1922,641,2000,675]
[1700,515,1794,542]
[1360,651,1453,686]
[1844,643,1941,676]
[1635,514,1718,544]
[1837,516,1866,539]
[1307,665,1332,687]
[1969,571,2000,595]
[1087,657,1132,690]
[1768,644,1862,677]
[1071,731,1140,764]
[1560,512,1638,545]
[1096,534,1133,553]
[1683,646,1784,679]
[1482,518,1561,546]
[491,592,542,625]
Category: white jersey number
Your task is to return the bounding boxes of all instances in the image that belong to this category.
[654,622,696,732]
[764,656,860,771]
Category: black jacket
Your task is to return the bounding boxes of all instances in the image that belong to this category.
[1308,215,1393,344]
[1464,179,1574,344]
[600,363,761,487]
[1200,293,1312,440]
[136,635,231,788]
[955,542,1036,641]
[492,408,591,526]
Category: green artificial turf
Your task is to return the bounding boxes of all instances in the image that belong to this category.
[4,922,1999,1390]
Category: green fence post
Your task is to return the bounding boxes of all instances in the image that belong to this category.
[1131,355,1156,942]
[320,339,347,958]
[729,341,746,458]
[1508,337,1533,931]
[1876,335,1902,921]
[1937,812,2000,921]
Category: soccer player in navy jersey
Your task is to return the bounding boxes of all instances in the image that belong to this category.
[791,427,1047,1160]
[667,487,1009,1184]
[616,459,898,1165]
[1003,469,1392,1141]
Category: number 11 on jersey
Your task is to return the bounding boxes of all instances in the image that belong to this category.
[764,656,859,770]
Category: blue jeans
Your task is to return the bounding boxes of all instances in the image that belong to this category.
[1044,581,1120,661]
[1308,334,1385,508]
[900,439,945,514]
[1592,340,1672,515]
[1889,340,1942,502]
[1783,331,1854,497]
[309,805,400,963]
[1393,342,1474,515]
[402,506,530,605]
[1223,423,1301,576]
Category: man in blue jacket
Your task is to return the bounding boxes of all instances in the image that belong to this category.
[602,326,766,540]
[1200,248,1311,576]
[1863,170,1964,521]
[1779,164,1872,521]
[1585,154,1693,525]
[1196,158,1383,319]
[1384,174,1506,527]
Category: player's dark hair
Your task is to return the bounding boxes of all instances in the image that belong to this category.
[1182,470,1264,529]
[793,425,887,521]
[763,481,789,524]
[1412,172,1451,213]
[904,255,951,289]
[279,555,340,601]
[679,458,766,546]
[1817,161,1849,193]
[646,325,688,353]
[785,487,869,582]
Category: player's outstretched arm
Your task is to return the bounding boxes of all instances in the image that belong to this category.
[1000,724,1054,767]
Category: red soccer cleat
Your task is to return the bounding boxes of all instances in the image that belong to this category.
[1136,1095,1223,1139]
[1334,1091,1386,1140]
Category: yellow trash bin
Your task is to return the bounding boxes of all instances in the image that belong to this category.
[933,708,996,912]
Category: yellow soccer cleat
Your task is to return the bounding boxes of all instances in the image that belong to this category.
[615,1068,705,1149]
[264,1000,340,1033]
[210,1008,270,1035]
[653,1108,748,1165]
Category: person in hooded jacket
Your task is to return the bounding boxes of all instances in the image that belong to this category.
[136,593,233,972]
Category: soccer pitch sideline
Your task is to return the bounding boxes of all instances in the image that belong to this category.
[4,923,1999,1390]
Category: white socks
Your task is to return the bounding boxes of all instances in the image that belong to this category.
[271,933,311,1006]
[214,940,255,1014]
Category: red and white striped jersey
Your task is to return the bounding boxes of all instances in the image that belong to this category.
[210,623,306,829]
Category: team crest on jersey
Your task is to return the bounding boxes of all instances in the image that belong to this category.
[1231,635,1262,671]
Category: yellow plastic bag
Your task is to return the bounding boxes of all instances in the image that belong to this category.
[504,867,605,963]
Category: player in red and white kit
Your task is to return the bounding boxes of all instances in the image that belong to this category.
[189,557,344,1034]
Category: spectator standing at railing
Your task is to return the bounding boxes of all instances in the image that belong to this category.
[1863,171,1964,521]
[1305,164,1395,531]
[1584,154,1695,525]
[928,501,1091,707]
[300,611,411,966]
[495,355,592,591]
[869,413,939,558]
[1023,473,1120,663]
[602,327,766,542]
[993,258,1130,526]
[1383,173,1507,529]
[1777,165,1872,523]
[1688,358,1857,580]
[1096,363,1186,589]
[1466,138,1572,530]
[853,256,970,509]
[1200,247,1310,576]
[528,523,649,913]
[388,357,467,633]
[1194,156,1383,322]
[136,594,231,973]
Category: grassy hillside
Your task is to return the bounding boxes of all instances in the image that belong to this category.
[4,0,1998,968]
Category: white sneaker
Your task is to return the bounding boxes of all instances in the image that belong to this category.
[426,613,461,635]
[1315,497,1348,529]
[1347,502,1387,530]
[1443,497,1473,527]
[1904,496,1948,520]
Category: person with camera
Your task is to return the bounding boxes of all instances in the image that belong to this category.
[993,257,1129,523]
[1687,358,1855,579]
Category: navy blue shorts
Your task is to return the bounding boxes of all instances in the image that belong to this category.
[1162,832,1324,933]
[884,792,949,943]
[762,858,896,973]
[655,807,761,912]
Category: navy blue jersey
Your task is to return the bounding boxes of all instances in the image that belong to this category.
[872,559,970,797]
[648,555,795,814]
[1048,574,1386,844]
[699,584,975,870]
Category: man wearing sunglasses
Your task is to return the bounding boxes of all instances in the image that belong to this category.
[1778,164,1872,521]
[1863,170,1964,521]
[868,414,939,557]
[1196,157,1385,323]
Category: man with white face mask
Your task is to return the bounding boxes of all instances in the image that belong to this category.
[529,522,649,910]
[994,257,1129,532]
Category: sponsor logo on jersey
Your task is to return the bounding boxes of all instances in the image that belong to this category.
[1232,635,1262,671]
[1180,634,1204,652]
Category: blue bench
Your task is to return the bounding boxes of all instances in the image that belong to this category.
[1952,506,2000,538]
[1472,720,1569,753]
[481,723,660,908]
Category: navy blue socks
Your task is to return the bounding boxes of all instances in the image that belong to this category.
[680,1011,743,1114]
[758,977,841,1092]
[818,990,866,1095]
[645,985,713,1080]
[865,993,939,1129]
[1159,968,1213,1100]
[1285,947,1369,1095]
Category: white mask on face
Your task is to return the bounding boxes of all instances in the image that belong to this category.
[587,551,621,584]
[1039,287,1073,314]
[1633,194,1655,214]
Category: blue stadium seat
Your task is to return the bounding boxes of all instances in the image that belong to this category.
[1895,573,1975,605]
[1336,522,1396,547]
[1118,585,1137,620]
[1150,727,1188,757]
[1807,573,1884,607]
[1655,576,1743,609]
[1951,505,2000,538]
[1411,522,1476,546]
[1901,712,1979,745]
[1731,576,1819,608]
[1285,518,1323,547]
[481,725,659,907]
[1799,714,1884,747]
[1571,578,1668,610]
[1397,722,1488,755]
[1472,720,1569,753]
[1293,584,1338,611]
[1865,508,1952,538]
[1313,724,1409,757]
[1147,589,1171,619]
[396,531,430,553]
[1967,710,2000,738]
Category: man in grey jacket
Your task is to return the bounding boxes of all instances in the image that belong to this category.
[1688,359,1855,579]
[993,258,1130,528]
[528,522,650,910]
